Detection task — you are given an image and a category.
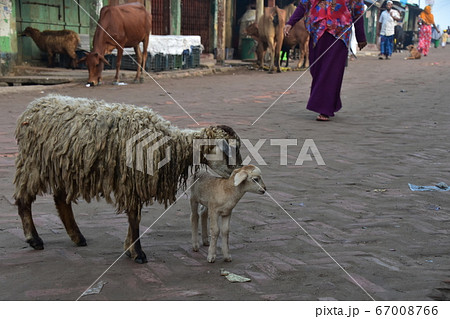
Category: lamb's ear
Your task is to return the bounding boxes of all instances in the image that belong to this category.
[234,170,248,186]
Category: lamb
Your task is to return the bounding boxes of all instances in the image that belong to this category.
[20,27,80,68]
[14,94,242,264]
[190,165,266,263]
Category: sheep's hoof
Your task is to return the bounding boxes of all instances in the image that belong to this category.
[202,239,209,247]
[27,237,44,250]
[224,256,232,262]
[277,69,281,73]
[126,249,147,263]
[134,253,148,264]
[192,244,199,252]
[207,255,216,263]
[75,235,87,247]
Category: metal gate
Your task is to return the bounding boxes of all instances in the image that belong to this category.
[151,0,170,35]
[181,0,211,52]
[15,0,91,63]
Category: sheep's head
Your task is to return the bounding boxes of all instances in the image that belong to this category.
[233,165,266,194]
[197,125,243,178]
[20,27,38,37]
[79,52,110,86]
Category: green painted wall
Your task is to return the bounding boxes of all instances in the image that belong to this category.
[0,36,12,52]
[0,1,17,75]
[170,0,180,35]
[0,0,16,53]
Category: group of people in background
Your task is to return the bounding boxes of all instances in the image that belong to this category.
[280,1,446,123]
[430,25,449,50]
[378,3,447,59]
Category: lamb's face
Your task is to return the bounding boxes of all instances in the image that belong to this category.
[233,165,266,194]
[20,27,37,38]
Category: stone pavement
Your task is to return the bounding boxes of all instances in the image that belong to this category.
[0,46,449,301]
[0,54,249,87]
[0,48,379,87]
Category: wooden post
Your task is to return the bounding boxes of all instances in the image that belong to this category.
[216,0,226,64]
[225,0,233,49]
[256,0,263,24]
[170,0,181,35]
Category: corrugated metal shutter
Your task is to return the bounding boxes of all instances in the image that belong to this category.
[181,0,211,52]
[151,0,170,35]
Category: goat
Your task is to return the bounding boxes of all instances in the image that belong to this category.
[190,165,266,263]
[20,27,80,68]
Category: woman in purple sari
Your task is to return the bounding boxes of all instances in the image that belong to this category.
[284,0,367,121]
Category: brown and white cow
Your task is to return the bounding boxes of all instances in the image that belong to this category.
[79,3,151,86]
[255,6,286,73]
[246,6,286,73]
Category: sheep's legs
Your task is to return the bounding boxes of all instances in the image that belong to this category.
[17,198,44,250]
[54,190,86,247]
[47,52,54,68]
[190,200,200,251]
[124,210,147,263]
[207,211,220,263]
[191,203,211,252]
[200,206,209,247]
[221,214,232,262]
[67,51,77,69]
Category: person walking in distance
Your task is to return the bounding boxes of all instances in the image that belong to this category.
[441,30,448,49]
[417,5,439,57]
[283,0,367,122]
[377,1,401,60]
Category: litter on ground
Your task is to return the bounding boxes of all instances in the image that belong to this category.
[220,269,251,283]
[408,183,449,192]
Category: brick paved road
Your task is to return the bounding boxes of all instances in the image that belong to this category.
[0,47,449,300]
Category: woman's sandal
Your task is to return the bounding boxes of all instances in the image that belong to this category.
[316,114,330,121]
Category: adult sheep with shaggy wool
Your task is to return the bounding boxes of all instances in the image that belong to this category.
[14,95,242,264]
[20,27,80,69]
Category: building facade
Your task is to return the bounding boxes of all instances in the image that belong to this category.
[0,0,424,75]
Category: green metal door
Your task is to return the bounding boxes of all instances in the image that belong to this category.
[15,0,92,64]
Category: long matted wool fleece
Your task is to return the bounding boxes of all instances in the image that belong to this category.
[14,95,238,212]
